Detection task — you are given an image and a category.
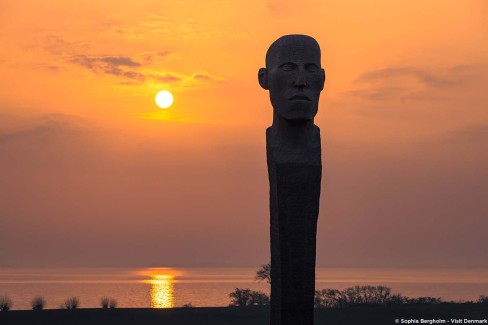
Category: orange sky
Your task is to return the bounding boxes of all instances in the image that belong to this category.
[1,0,487,267]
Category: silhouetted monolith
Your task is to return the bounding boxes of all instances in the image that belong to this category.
[258,34,325,325]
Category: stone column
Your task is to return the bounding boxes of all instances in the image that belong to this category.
[258,33,325,325]
[267,128,321,325]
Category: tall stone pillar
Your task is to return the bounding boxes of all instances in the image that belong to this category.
[267,129,321,325]
[258,34,325,325]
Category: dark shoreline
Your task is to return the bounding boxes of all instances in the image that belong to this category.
[1,304,487,325]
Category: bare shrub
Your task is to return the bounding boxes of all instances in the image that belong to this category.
[313,285,448,309]
[100,296,110,308]
[109,298,117,308]
[314,289,344,309]
[229,288,270,307]
[406,296,442,305]
[100,297,117,308]
[31,296,46,310]
[314,286,408,308]
[0,296,13,311]
[64,296,79,309]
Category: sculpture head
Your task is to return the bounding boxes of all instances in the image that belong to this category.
[258,35,325,122]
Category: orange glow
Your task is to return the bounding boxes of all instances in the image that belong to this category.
[0,0,487,269]
[137,268,178,308]
[137,267,181,279]
[149,275,175,308]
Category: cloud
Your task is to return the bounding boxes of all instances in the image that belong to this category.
[446,123,488,142]
[192,70,224,82]
[153,72,183,83]
[71,54,141,72]
[38,34,76,56]
[46,65,60,71]
[147,70,224,87]
[70,55,141,69]
[0,114,82,145]
[68,53,223,86]
[70,55,146,80]
[137,50,173,64]
[358,67,460,88]
[30,32,221,87]
[98,56,140,67]
[346,87,404,101]
[108,15,171,39]
[347,64,483,102]
[28,64,61,72]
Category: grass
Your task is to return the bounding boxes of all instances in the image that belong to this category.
[0,304,486,325]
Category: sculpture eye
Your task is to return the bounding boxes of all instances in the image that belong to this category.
[280,63,296,71]
[305,63,319,72]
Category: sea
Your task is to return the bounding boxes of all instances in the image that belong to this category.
[1,267,487,310]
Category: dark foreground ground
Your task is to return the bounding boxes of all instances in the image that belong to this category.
[1,304,487,325]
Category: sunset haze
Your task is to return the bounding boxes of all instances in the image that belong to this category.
[1,0,487,268]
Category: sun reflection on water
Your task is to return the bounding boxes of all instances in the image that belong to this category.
[138,268,177,308]
[150,275,175,308]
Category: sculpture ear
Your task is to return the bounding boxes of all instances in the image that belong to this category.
[258,68,268,90]
[320,68,326,91]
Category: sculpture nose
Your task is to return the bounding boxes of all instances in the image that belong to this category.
[294,73,308,89]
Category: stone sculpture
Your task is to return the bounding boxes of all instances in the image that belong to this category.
[258,34,325,325]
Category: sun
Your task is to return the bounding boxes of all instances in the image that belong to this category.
[155,90,173,109]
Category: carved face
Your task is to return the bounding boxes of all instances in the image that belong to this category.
[264,36,325,121]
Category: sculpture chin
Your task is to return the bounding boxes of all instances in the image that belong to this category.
[275,102,318,121]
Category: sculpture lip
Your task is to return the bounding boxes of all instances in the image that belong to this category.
[289,95,311,101]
